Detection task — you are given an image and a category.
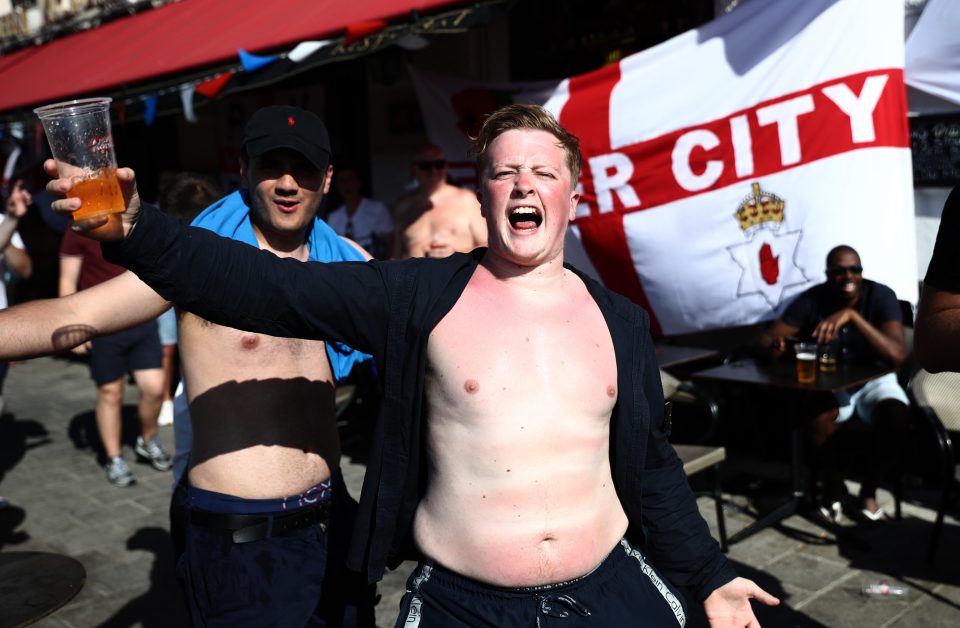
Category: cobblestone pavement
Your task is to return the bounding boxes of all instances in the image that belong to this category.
[1,356,959,627]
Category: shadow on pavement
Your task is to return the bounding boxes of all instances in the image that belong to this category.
[0,411,50,548]
[0,502,28,548]
[0,411,51,483]
[838,517,960,607]
[96,526,189,628]
[683,560,829,628]
[68,405,148,465]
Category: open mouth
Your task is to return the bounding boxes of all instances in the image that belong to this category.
[508,207,542,230]
[274,198,300,212]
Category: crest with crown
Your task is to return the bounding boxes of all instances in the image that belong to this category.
[734,181,785,235]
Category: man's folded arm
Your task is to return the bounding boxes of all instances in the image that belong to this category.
[103,203,390,357]
[0,271,170,360]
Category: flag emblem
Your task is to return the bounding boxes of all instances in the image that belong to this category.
[727,182,808,308]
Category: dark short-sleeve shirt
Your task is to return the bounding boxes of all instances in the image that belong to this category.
[924,185,960,292]
[781,279,901,365]
[60,228,125,290]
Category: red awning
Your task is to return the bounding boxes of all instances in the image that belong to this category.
[0,0,468,114]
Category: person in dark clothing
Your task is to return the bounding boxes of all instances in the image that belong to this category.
[760,245,910,522]
[916,185,960,373]
[58,104,777,627]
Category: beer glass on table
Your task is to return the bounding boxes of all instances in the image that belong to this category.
[794,341,817,384]
[34,97,123,235]
[818,341,838,373]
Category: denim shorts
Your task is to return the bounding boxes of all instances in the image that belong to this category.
[835,372,909,423]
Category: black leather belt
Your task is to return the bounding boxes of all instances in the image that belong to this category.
[189,502,331,544]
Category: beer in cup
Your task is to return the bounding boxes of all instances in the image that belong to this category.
[34,98,123,223]
[818,342,838,373]
[794,341,817,384]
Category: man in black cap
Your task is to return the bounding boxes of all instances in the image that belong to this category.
[0,106,376,626]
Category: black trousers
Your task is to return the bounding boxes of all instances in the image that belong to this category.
[176,475,375,628]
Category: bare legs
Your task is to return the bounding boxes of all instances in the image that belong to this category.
[95,368,164,458]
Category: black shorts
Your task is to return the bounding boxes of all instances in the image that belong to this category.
[88,321,162,385]
[395,538,687,627]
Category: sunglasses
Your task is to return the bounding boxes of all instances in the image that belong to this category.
[827,264,863,276]
[416,159,447,171]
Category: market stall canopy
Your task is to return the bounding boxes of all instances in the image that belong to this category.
[0,0,475,115]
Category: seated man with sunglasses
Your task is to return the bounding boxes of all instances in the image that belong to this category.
[394,143,487,258]
[760,245,910,522]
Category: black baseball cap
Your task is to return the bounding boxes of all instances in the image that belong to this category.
[242,106,332,170]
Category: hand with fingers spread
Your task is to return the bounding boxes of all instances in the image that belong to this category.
[812,308,853,344]
[704,577,780,627]
[44,159,141,241]
[5,180,32,218]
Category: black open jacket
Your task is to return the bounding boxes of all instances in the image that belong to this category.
[105,203,736,601]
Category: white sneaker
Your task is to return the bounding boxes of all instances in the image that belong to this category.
[157,399,174,426]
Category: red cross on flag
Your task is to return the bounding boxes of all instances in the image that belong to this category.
[412,0,916,335]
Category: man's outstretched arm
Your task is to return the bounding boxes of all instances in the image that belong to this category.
[915,285,960,373]
[48,165,390,358]
[915,185,960,373]
[0,271,169,360]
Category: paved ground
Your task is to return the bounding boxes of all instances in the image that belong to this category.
[1,356,959,627]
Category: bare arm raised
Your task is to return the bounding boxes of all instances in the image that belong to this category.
[0,270,169,360]
[1,180,33,279]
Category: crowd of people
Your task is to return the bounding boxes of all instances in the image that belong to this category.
[0,100,956,627]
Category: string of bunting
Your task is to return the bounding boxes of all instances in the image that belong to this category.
[109,17,398,125]
[0,0,502,137]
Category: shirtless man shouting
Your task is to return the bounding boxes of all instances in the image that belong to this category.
[393,143,487,258]
[72,104,777,627]
[2,106,374,627]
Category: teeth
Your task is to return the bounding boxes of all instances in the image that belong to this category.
[511,207,538,215]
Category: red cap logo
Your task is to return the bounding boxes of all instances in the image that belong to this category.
[288,116,295,126]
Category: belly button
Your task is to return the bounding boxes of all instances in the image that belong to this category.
[240,334,260,349]
[464,379,480,394]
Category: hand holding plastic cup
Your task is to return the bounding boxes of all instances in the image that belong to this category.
[794,341,817,384]
[34,98,124,225]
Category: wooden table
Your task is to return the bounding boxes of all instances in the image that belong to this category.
[0,551,85,628]
[655,345,720,370]
[691,358,893,545]
[693,359,893,394]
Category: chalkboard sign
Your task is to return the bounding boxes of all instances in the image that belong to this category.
[911,114,960,187]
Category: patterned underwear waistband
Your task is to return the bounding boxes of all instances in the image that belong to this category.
[186,474,335,515]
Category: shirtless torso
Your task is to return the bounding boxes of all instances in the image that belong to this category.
[414,263,629,586]
[177,311,338,498]
[395,184,486,258]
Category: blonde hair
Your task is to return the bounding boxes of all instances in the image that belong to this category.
[469,104,582,183]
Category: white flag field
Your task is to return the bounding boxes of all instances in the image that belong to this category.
[412,0,917,336]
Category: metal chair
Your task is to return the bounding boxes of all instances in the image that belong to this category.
[908,369,960,561]
[673,443,729,553]
[662,381,729,553]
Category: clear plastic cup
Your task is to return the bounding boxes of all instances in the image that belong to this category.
[818,342,838,373]
[34,97,123,222]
